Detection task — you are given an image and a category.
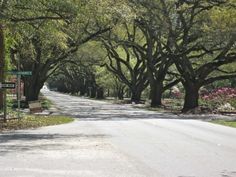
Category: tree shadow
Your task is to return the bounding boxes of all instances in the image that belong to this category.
[60,110,192,121]
[0,132,109,156]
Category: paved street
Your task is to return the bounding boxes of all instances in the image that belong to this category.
[0,90,236,177]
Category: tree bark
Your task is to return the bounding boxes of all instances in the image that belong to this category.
[117,89,124,100]
[90,86,96,98]
[96,87,104,99]
[23,75,45,102]
[150,81,163,107]
[0,24,5,109]
[131,88,142,103]
[182,83,200,112]
[24,83,43,102]
[80,87,86,96]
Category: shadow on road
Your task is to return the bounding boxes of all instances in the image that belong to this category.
[60,111,200,121]
[0,132,109,156]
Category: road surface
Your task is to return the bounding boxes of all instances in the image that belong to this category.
[0,91,236,177]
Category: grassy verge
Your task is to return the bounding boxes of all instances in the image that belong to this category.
[0,115,74,132]
[210,120,236,128]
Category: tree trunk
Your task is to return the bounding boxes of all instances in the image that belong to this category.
[25,86,41,102]
[0,24,5,109]
[80,88,86,96]
[96,87,104,99]
[182,83,200,112]
[117,89,124,100]
[24,76,44,102]
[107,89,110,97]
[90,86,96,98]
[131,88,142,103]
[80,82,86,96]
[150,81,163,107]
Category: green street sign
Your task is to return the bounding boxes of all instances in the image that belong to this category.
[6,71,32,76]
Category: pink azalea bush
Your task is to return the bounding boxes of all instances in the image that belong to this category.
[201,87,236,111]
[171,86,182,99]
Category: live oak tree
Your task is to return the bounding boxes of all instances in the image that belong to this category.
[1,0,235,112]
[49,42,108,99]
[156,0,236,111]
[101,27,149,103]
[4,0,131,102]
[123,8,180,107]
[125,0,235,111]
[11,21,110,101]
[102,1,180,107]
[0,0,78,106]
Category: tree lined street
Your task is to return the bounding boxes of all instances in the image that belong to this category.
[0,90,235,177]
[0,1,236,176]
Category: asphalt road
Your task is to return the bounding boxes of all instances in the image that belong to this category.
[0,90,236,177]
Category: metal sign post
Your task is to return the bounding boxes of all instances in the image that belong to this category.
[5,70,32,120]
[3,90,7,122]
[17,74,21,119]
[0,82,16,122]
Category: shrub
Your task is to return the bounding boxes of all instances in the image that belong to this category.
[201,87,236,111]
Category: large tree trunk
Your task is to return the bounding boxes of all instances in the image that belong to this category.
[24,76,44,102]
[25,86,41,102]
[90,86,97,98]
[96,87,104,99]
[117,89,124,100]
[150,81,163,107]
[182,83,200,112]
[115,85,125,100]
[80,88,86,96]
[0,24,5,109]
[131,88,142,103]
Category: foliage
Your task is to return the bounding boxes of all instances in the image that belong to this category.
[201,87,236,111]
[1,0,236,112]
[1,0,133,102]
[41,97,53,110]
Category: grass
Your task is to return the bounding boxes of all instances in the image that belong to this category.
[211,120,236,128]
[0,115,74,132]
[41,97,53,109]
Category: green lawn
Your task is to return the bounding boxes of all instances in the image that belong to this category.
[0,115,74,132]
[211,120,236,128]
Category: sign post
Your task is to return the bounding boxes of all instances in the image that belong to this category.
[3,90,7,122]
[0,82,16,122]
[17,74,21,119]
[5,70,32,119]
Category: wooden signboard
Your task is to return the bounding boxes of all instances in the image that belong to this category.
[29,101,42,113]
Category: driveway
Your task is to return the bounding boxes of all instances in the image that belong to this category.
[0,90,236,177]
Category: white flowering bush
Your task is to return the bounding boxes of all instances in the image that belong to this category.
[217,103,235,112]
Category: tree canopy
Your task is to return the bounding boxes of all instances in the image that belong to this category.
[0,0,235,112]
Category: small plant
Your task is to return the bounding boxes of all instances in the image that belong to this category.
[171,86,182,99]
[201,87,236,111]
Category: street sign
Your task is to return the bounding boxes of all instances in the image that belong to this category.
[6,71,32,76]
[0,82,16,89]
